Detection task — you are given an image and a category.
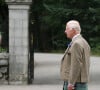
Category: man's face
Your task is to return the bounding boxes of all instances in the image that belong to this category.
[65,25,75,39]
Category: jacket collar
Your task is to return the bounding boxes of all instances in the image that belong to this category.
[72,34,80,42]
[72,34,82,43]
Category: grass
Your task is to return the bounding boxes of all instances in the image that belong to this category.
[0,47,100,56]
[50,49,100,56]
[0,47,7,53]
[91,49,100,56]
[50,50,65,53]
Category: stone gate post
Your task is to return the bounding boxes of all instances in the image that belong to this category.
[5,0,32,84]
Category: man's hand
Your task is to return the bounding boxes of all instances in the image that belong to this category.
[68,84,75,90]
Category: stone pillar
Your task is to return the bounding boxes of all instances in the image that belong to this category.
[5,0,32,84]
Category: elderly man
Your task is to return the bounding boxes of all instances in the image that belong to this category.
[60,20,90,90]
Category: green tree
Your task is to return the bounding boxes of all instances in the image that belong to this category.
[0,0,100,54]
[41,0,100,52]
[0,0,8,49]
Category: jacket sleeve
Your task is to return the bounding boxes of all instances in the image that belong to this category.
[69,42,83,85]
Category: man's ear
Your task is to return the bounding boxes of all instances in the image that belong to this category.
[72,29,76,34]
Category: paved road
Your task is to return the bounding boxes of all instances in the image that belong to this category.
[33,53,100,89]
[0,85,100,90]
[0,53,100,90]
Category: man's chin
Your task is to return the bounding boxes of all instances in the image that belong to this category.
[67,36,71,39]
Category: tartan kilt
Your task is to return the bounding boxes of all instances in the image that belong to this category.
[63,81,88,90]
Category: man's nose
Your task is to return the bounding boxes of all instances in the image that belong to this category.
[65,30,67,33]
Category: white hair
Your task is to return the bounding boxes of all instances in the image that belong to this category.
[67,20,81,33]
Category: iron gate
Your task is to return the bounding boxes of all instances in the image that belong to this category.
[28,30,34,84]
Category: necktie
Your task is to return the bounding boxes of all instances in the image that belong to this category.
[67,42,72,48]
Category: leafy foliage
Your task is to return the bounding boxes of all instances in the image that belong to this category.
[0,0,100,53]
[41,0,100,51]
[0,0,8,48]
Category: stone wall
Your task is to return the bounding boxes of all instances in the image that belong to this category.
[0,53,9,84]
